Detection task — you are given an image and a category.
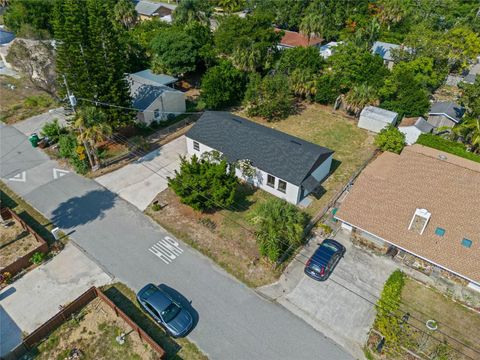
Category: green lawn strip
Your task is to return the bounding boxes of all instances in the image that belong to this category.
[0,181,66,246]
[416,133,480,163]
[101,283,208,360]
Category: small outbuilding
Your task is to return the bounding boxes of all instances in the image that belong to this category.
[398,117,434,145]
[427,101,465,128]
[358,106,399,133]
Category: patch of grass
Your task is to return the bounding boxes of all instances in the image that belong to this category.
[0,76,56,124]
[236,103,376,216]
[0,181,66,246]
[417,133,480,163]
[102,283,208,360]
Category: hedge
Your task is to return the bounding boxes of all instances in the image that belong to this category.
[416,134,480,164]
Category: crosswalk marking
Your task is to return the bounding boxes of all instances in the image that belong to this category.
[149,236,183,264]
[8,171,26,182]
[53,168,69,179]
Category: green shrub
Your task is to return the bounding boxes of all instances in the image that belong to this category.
[58,133,89,174]
[41,119,67,143]
[151,203,161,211]
[416,133,480,163]
[374,125,405,154]
[24,95,53,108]
[30,251,45,264]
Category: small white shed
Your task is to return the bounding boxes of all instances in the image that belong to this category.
[358,106,398,133]
[398,117,434,145]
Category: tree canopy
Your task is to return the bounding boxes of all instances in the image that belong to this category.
[374,125,406,154]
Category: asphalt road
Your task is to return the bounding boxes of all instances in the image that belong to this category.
[0,122,353,360]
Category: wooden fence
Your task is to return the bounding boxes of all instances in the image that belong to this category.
[7,286,166,359]
[0,207,49,277]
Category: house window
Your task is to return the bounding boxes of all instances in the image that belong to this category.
[193,141,200,151]
[267,174,275,187]
[461,238,472,248]
[278,180,287,193]
[154,109,160,119]
[435,227,445,237]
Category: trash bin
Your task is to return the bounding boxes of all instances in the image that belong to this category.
[29,133,40,148]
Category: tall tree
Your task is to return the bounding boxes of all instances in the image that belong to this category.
[375,0,411,30]
[172,0,212,26]
[343,83,379,117]
[113,0,138,29]
[4,0,56,38]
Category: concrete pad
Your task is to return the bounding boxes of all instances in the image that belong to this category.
[96,136,186,210]
[12,108,69,136]
[0,243,112,356]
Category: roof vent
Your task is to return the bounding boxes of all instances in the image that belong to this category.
[290,140,302,146]
[408,208,431,235]
[438,154,447,161]
[231,118,242,124]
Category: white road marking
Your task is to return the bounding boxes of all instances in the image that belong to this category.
[148,236,183,264]
[53,168,69,179]
[8,171,26,182]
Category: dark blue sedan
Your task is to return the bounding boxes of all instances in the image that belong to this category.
[304,239,346,281]
[137,283,193,337]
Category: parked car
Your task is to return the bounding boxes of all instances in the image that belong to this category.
[304,239,346,281]
[137,283,193,337]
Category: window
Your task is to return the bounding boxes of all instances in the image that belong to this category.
[145,302,160,318]
[267,174,275,187]
[435,227,445,237]
[278,179,287,193]
[193,141,200,151]
[154,109,160,119]
[461,238,472,248]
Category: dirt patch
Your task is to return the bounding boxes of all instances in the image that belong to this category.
[36,297,160,360]
[0,219,38,266]
[146,187,281,287]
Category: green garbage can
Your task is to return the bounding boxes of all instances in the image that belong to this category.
[29,133,40,148]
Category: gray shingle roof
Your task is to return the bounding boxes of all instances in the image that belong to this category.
[414,117,435,133]
[429,101,465,123]
[186,112,334,186]
[132,84,179,111]
[130,69,177,86]
[360,106,398,123]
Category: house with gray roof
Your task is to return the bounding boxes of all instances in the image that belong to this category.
[427,101,465,128]
[358,106,399,133]
[134,1,175,22]
[399,117,434,145]
[185,112,334,205]
[128,69,185,125]
[371,41,409,69]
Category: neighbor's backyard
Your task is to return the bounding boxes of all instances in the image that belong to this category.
[0,215,38,267]
[148,104,375,288]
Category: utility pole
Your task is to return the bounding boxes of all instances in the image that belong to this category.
[62,75,96,170]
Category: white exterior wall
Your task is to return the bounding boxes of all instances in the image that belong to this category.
[310,154,333,182]
[358,116,396,133]
[399,126,421,145]
[185,137,301,204]
[140,91,186,125]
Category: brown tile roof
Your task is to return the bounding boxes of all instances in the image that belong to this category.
[335,144,480,284]
[399,117,420,127]
[275,28,322,48]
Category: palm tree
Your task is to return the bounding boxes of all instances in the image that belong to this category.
[74,107,113,168]
[453,117,480,154]
[113,0,138,29]
[290,69,318,99]
[376,0,409,30]
[173,0,211,26]
[299,13,324,42]
[343,84,379,117]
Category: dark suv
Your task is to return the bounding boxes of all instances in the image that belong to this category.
[304,239,346,281]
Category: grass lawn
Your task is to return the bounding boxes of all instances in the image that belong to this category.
[146,185,282,288]
[236,103,376,216]
[0,75,56,124]
[399,278,480,360]
[34,297,160,360]
[102,283,208,360]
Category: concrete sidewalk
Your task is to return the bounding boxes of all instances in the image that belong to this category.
[13,107,69,136]
[0,243,111,357]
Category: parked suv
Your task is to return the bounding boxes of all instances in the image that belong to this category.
[304,239,346,281]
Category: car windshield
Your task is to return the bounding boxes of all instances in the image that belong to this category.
[321,243,338,252]
[161,302,181,323]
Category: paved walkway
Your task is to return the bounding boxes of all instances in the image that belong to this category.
[0,243,111,357]
[12,107,69,137]
[96,136,186,210]
[0,119,353,360]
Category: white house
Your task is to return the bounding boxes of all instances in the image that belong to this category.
[185,112,334,205]
[319,41,341,59]
[398,117,434,145]
[128,69,185,125]
[358,106,398,133]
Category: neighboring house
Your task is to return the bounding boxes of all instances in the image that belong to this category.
[462,62,480,85]
[371,41,407,69]
[398,117,434,145]
[134,0,175,22]
[128,69,185,125]
[185,112,334,205]
[319,41,341,59]
[427,101,465,128]
[275,28,322,50]
[0,28,15,46]
[335,144,480,288]
[358,106,399,133]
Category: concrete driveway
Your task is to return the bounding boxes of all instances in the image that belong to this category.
[0,243,111,357]
[259,230,398,359]
[13,107,69,136]
[96,136,186,211]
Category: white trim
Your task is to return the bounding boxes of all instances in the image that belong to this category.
[428,112,460,124]
[334,216,480,287]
